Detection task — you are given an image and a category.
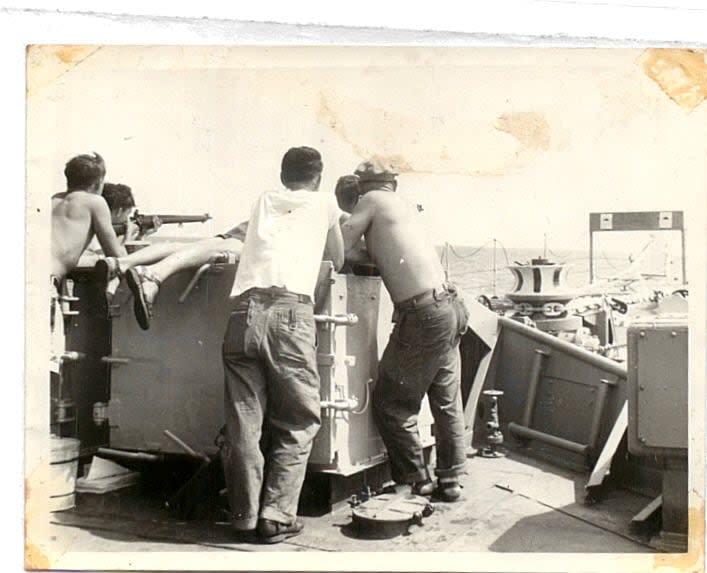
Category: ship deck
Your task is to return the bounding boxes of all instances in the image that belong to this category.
[50,449,657,556]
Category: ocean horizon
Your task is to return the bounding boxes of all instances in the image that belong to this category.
[437,243,683,297]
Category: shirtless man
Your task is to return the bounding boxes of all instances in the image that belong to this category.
[50,153,126,372]
[340,160,470,501]
[51,153,127,279]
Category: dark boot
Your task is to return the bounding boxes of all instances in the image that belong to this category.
[434,478,462,502]
[256,518,304,544]
[411,479,435,496]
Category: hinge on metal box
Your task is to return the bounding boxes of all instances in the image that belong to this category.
[101,355,131,367]
[658,211,673,229]
[599,213,613,230]
[60,278,80,316]
[93,401,109,425]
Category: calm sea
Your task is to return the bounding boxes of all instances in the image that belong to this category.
[440,245,631,297]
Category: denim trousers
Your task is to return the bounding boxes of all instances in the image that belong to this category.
[372,292,469,484]
[221,287,321,530]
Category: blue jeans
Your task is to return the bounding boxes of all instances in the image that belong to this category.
[221,287,321,530]
[373,292,469,484]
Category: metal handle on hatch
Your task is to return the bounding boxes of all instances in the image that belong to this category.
[179,263,212,303]
[314,313,359,326]
[101,355,131,365]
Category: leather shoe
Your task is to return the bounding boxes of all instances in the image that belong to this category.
[256,518,304,544]
[433,481,462,502]
[411,479,435,496]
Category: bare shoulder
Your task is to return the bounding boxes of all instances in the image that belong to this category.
[362,191,404,215]
[359,190,387,204]
[355,191,386,211]
[82,192,109,210]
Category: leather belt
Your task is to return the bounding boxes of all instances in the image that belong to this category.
[395,284,453,312]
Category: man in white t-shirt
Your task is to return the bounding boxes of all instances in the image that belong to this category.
[221,146,344,544]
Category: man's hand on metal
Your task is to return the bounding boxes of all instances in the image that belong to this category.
[142,215,163,238]
[123,215,141,243]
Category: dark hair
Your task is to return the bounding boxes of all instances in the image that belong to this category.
[102,183,135,213]
[64,152,106,191]
[335,175,361,211]
[280,146,323,187]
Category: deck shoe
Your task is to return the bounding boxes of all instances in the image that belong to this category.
[94,257,120,284]
[125,267,153,331]
[433,479,462,502]
[256,518,304,544]
[411,479,435,496]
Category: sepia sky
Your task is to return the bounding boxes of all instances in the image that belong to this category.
[27,46,706,254]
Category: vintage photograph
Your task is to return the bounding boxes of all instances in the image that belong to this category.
[25,44,705,570]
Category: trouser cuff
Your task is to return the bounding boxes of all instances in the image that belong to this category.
[260,505,295,525]
[231,516,258,531]
[394,468,428,485]
[434,462,466,479]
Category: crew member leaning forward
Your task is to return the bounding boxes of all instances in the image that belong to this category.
[50,153,127,373]
[340,160,470,501]
[221,146,344,543]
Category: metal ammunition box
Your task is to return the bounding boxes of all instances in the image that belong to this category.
[106,260,433,475]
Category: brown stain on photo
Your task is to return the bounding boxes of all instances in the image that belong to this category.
[25,539,50,570]
[651,498,705,572]
[24,479,50,570]
[494,111,551,151]
[316,91,539,177]
[316,92,413,174]
[26,45,101,97]
[642,48,707,112]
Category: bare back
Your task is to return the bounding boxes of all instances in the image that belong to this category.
[343,191,445,303]
[51,191,126,278]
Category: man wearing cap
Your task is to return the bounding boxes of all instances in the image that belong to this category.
[340,159,470,502]
[221,146,344,543]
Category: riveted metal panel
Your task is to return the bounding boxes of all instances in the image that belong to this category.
[109,263,236,455]
[627,319,688,456]
[478,317,628,469]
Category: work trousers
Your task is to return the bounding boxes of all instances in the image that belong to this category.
[373,292,469,484]
[221,287,321,530]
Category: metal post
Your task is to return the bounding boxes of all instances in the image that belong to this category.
[680,229,687,285]
[492,238,497,297]
[589,229,594,283]
[507,425,589,456]
[520,349,550,427]
[587,378,616,456]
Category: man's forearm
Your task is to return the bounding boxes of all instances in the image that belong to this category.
[345,241,372,265]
